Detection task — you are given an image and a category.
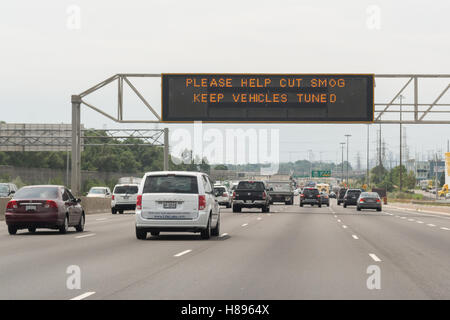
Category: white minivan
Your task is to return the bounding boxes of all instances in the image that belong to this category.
[135,171,220,240]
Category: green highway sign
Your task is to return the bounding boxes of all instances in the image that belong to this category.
[311,170,331,178]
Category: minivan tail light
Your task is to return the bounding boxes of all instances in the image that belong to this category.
[112,195,115,200]
[6,200,18,210]
[223,192,228,197]
[262,191,266,199]
[198,195,206,210]
[232,192,236,199]
[45,200,58,208]
[136,195,142,210]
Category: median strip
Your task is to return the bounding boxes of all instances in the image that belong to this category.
[174,249,192,257]
[70,292,95,300]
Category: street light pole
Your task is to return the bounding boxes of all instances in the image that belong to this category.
[399,95,404,192]
[345,134,352,186]
[340,142,345,185]
[366,124,370,186]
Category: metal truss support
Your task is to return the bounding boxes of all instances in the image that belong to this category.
[375,74,450,123]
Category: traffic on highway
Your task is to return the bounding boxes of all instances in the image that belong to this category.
[1,0,450,314]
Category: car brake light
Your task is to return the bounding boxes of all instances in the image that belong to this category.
[198,195,206,210]
[317,195,321,198]
[112,195,115,200]
[232,192,236,199]
[6,200,18,210]
[376,199,381,202]
[45,200,58,208]
[223,192,228,197]
[136,195,142,210]
[359,198,365,203]
[300,194,304,198]
[262,191,266,199]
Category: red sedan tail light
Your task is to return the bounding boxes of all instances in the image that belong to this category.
[6,200,18,210]
[44,200,58,208]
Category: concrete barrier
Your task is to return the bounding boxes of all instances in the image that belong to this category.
[0,197,111,220]
[80,197,112,215]
[0,197,10,221]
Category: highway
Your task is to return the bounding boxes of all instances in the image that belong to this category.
[1,199,450,300]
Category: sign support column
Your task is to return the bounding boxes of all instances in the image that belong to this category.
[71,95,82,196]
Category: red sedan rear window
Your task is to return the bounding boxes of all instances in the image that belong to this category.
[14,187,59,199]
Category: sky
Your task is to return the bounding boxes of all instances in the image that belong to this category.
[0,0,449,166]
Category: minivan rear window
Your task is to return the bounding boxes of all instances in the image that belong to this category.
[237,181,265,191]
[14,187,59,199]
[114,186,139,194]
[143,175,198,194]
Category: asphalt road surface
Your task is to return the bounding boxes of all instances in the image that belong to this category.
[1,198,450,300]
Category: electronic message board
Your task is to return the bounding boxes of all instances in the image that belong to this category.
[161,74,374,122]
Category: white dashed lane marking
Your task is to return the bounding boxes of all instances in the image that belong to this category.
[369,254,382,262]
[174,250,192,257]
[70,292,95,300]
[75,233,96,239]
[352,235,359,240]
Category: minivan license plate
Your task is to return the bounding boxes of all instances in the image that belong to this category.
[163,202,177,209]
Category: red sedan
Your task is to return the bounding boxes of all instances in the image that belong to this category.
[5,185,85,235]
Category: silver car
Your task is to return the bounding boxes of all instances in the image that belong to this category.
[356,192,382,212]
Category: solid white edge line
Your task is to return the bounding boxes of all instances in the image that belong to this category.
[174,249,192,257]
[70,292,96,300]
[75,233,96,239]
[352,235,359,239]
[369,253,382,262]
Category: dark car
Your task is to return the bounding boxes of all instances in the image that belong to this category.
[337,188,348,205]
[232,181,271,213]
[266,181,294,205]
[343,189,362,208]
[300,187,321,207]
[356,192,382,211]
[320,192,330,206]
[5,185,85,235]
